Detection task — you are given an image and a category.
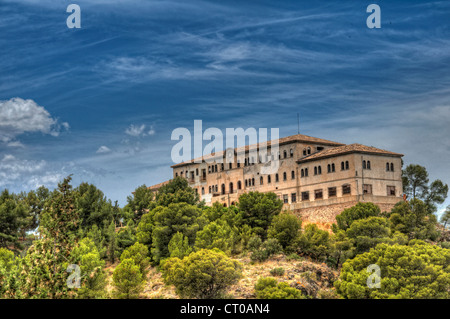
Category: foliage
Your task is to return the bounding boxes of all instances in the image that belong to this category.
[440,205,450,229]
[0,190,30,251]
[335,242,450,299]
[112,258,145,299]
[249,237,282,262]
[269,267,285,276]
[267,212,301,252]
[332,202,381,232]
[168,232,192,259]
[156,177,201,207]
[238,192,283,239]
[194,220,235,254]
[70,238,107,299]
[120,242,150,276]
[162,249,242,299]
[255,277,304,299]
[116,220,137,256]
[124,185,155,223]
[387,199,439,240]
[297,224,331,261]
[151,203,207,264]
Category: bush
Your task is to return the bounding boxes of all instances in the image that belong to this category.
[269,267,285,276]
[112,258,145,299]
[333,202,381,232]
[161,249,242,299]
[168,232,192,259]
[250,238,282,262]
[298,224,331,261]
[335,242,450,299]
[120,242,150,276]
[268,213,301,251]
[194,221,235,254]
[255,277,304,299]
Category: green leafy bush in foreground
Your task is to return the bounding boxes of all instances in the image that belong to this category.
[255,277,304,299]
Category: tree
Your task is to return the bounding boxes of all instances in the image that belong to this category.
[161,249,242,299]
[107,220,118,263]
[255,277,304,299]
[70,238,107,299]
[125,185,155,222]
[116,219,137,256]
[194,220,234,254]
[345,217,392,255]
[120,242,150,276]
[332,202,381,232]
[112,258,145,299]
[155,177,201,207]
[151,203,207,264]
[249,237,282,262]
[267,212,301,251]
[17,176,81,299]
[168,232,192,259]
[335,242,450,299]
[297,224,331,261]
[441,205,450,229]
[0,190,29,251]
[387,199,439,240]
[402,164,448,213]
[238,192,283,239]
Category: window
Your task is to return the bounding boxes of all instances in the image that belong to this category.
[290,149,294,157]
[208,166,211,173]
[303,148,307,156]
[363,184,373,194]
[283,194,289,204]
[238,181,242,190]
[387,186,396,196]
[327,164,331,173]
[268,175,271,183]
[221,184,225,195]
[367,161,371,170]
[386,163,390,171]
[229,182,234,194]
[209,186,212,193]
[332,163,335,172]
[237,162,241,168]
[291,193,297,203]
[345,161,349,170]
[307,147,311,155]
[229,163,232,169]
[245,180,248,187]
[314,167,318,175]
[328,187,337,197]
[317,146,324,151]
[201,187,205,195]
[305,168,309,177]
[252,178,255,186]
[363,160,366,169]
[260,176,264,185]
[342,184,351,195]
[390,163,394,172]
[301,169,304,177]
[283,172,287,181]
[221,163,224,171]
[318,166,322,175]
[283,150,287,159]
[215,185,218,192]
[315,189,323,200]
[175,172,178,177]
[291,170,295,179]
[275,173,279,182]
[301,191,310,201]
[341,162,345,170]
[278,152,281,160]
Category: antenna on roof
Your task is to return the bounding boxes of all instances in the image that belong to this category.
[297,113,300,135]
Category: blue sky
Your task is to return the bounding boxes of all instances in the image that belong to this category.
[0,0,449,214]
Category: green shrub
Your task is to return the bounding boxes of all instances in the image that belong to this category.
[250,238,282,262]
[269,267,285,276]
[255,277,304,299]
[120,242,150,276]
[161,249,242,299]
[168,232,192,259]
[298,224,331,261]
[268,213,301,251]
[112,258,145,299]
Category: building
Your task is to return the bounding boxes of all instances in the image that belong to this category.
[164,134,403,226]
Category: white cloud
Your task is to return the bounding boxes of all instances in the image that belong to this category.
[0,97,69,145]
[96,145,112,154]
[125,124,155,137]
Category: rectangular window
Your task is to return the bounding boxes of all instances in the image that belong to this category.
[328,187,337,197]
[363,184,373,194]
[283,194,289,204]
[387,186,396,196]
[291,193,297,203]
[342,184,351,195]
[314,189,323,200]
[301,191,310,201]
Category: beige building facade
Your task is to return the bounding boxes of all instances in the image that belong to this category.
[166,134,404,226]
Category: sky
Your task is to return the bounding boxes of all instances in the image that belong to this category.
[0,0,449,215]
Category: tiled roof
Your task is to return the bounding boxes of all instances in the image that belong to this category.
[148,180,170,190]
[297,143,403,164]
[171,134,344,168]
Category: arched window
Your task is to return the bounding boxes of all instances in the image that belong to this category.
[327,164,331,173]
[221,163,224,171]
[278,152,281,160]
[345,161,349,170]
[215,185,218,192]
[301,169,304,177]
[245,180,248,187]
[221,184,225,195]
[268,175,271,183]
[305,168,309,177]
[283,150,287,158]
[391,163,394,171]
[386,163,390,171]
[244,158,247,166]
[367,161,371,169]
[175,172,178,177]
[303,148,307,156]
[201,187,205,195]
[229,182,233,194]
[318,166,322,175]
[363,160,366,169]
[237,181,242,190]
[260,176,264,185]
[275,173,279,182]
[215,164,218,172]
[307,147,311,155]
[291,170,295,179]
[252,178,255,186]
[290,149,294,157]
[341,162,345,170]
[332,163,335,172]
[209,186,212,193]
[314,167,318,175]
[283,172,287,181]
